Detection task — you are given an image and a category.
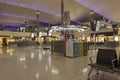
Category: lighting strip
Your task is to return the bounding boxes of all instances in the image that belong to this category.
[0,13,56,24]
[0,20,24,24]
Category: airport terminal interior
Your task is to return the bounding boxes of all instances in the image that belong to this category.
[1,0,120,80]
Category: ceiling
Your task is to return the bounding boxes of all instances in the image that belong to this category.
[75,0,120,23]
[0,0,120,26]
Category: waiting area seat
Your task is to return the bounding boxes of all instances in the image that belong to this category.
[88,48,120,80]
[17,41,37,47]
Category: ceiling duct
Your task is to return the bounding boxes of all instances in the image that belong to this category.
[61,0,70,26]
[61,0,64,24]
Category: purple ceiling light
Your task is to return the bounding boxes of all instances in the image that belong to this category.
[75,0,114,22]
[1,1,61,17]
[73,18,85,23]
[0,13,27,19]
[0,0,4,3]
[31,6,60,17]
[0,13,56,24]
[0,20,24,24]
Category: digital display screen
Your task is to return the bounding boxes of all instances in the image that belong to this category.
[48,30,53,36]
[96,20,101,31]
[39,32,42,37]
[31,33,34,38]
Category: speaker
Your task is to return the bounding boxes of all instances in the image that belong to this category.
[90,21,96,31]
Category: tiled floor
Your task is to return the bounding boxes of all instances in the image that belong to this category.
[0,46,119,80]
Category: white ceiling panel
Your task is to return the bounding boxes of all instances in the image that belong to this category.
[29,0,61,16]
[4,0,20,6]
[0,0,4,3]
[0,15,25,21]
[64,0,90,20]
[0,0,91,25]
[2,0,120,25]
[0,3,60,24]
[75,0,120,22]
[18,0,33,9]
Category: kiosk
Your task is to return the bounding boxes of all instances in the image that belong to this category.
[66,39,78,57]
[78,41,84,56]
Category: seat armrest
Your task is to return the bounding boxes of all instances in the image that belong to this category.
[89,56,96,64]
[112,59,117,68]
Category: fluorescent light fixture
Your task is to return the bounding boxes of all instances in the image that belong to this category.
[39,32,42,37]
[106,26,112,28]
[31,33,34,38]
[36,10,40,15]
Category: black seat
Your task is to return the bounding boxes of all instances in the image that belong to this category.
[103,41,117,48]
[88,48,118,79]
[89,63,110,69]
[96,49,117,68]
[112,53,120,73]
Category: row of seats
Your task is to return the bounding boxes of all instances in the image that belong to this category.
[88,48,120,80]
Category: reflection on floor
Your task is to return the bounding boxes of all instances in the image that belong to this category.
[0,46,119,80]
[91,72,120,80]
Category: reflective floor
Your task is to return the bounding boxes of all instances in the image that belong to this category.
[0,46,119,80]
